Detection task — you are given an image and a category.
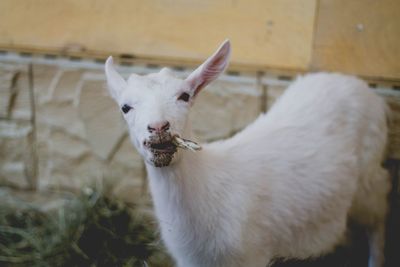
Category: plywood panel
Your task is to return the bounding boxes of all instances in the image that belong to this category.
[312,0,400,80]
[0,0,317,70]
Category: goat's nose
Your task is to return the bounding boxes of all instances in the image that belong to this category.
[147,121,170,133]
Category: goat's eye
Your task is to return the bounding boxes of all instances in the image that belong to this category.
[121,104,133,114]
[178,92,190,102]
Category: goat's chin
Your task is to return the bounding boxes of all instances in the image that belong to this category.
[151,154,174,167]
[145,150,181,168]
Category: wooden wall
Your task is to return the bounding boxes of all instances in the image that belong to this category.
[0,0,399,81]
[312,0,400,80]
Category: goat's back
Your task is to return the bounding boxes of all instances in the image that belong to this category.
[231,72,388,172]
[214,72,388,260]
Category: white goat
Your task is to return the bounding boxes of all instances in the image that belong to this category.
[105,40,390,267]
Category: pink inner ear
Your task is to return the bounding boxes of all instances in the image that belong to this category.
[187,40,231,97]
[193,78,208,97]
[202,53,228,78]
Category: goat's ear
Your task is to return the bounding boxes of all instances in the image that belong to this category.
[105,56,127,100]
[185,40,231,97]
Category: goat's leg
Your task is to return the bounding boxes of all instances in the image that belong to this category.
[366,168,390,267]
[351,167,390,267]
[368,222,386,267]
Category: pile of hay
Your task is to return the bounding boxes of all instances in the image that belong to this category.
[0,187,172,267]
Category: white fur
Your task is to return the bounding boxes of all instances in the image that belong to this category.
[105,41,390,267]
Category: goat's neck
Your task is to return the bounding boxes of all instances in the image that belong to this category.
[145,147,204,209]
[145,130,221,224]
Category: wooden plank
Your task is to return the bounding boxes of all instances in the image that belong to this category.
[312,0,400,80]
[385,95,400,160]
[0,0,317,70]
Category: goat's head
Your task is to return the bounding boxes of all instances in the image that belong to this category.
[105,40,231,167]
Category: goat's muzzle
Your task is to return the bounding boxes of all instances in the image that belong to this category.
[144,132,177,167]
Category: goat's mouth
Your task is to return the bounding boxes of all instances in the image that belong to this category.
[149,141,176,152]
[144,135,177,167]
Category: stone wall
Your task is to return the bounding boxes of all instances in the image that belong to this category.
[0,55,399,204]
[0,56,286,204]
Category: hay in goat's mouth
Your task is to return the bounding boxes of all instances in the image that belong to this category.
[172,136,202,152]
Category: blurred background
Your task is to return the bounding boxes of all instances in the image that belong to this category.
[0,0,399,266]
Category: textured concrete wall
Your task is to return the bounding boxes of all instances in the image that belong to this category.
[1,55,399,204]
